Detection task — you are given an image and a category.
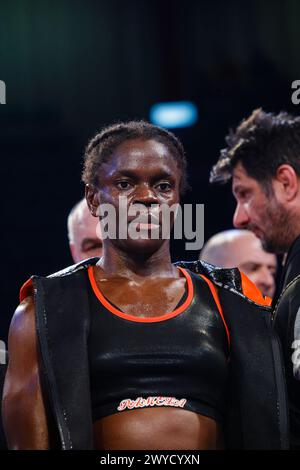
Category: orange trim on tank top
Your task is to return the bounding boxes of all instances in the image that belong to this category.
[240,271,272,307]
[19,278,33,302]
[198,274,231,349]
[87,265,194,323]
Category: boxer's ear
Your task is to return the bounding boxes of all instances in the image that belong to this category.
[85,184,100,217]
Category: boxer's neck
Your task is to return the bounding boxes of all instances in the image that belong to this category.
[96,241,178,279]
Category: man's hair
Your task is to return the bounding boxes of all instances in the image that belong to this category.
[82,120,188,195]
[210,108,300,186]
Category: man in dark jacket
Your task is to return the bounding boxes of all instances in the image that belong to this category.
[210,107,300,448]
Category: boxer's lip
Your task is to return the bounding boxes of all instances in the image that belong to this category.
[136,222,160,230]
[127,213,160,225]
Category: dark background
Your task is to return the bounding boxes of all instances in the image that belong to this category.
[0,0,299,341]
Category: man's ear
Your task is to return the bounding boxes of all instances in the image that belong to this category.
[85,184,100,217]
[274,164,299,202]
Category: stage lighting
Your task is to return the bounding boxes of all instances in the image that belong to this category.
[150,101,198,129]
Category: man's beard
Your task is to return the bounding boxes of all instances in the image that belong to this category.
[258,202,295,254]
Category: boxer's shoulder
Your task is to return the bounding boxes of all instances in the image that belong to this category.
[19,256,100,302]
[46,256,99,278]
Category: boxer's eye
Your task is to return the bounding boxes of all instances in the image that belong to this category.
[116,181,132,190]
[157,182,172,192]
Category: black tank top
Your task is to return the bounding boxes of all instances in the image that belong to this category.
[87,266,229,423]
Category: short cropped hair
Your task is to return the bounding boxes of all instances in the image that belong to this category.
[82,121,189,195]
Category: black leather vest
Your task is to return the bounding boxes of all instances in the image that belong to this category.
[30,258,289,449]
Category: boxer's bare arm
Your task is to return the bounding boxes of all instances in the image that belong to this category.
[2,296,50,449]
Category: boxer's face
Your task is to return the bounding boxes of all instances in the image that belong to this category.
[86,138,182,255]
[232,161,293,254]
